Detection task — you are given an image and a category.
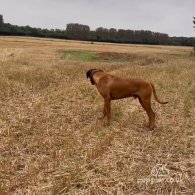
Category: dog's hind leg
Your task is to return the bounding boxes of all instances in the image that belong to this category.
[138,97,156,129]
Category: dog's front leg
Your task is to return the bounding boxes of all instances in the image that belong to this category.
[104,97,111,125]
[103,103,106,118]
[98,103,106,120]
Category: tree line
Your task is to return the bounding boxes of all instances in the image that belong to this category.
[0,14,66,39]
[193,17,195,28]
[0,14,194,46]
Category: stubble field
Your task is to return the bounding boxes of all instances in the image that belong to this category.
[0,36,194,194]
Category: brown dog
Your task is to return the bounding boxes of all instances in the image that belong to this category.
[86,69,168,129]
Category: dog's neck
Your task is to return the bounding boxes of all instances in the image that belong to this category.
[90,70,103,85]
[92,71,104,85]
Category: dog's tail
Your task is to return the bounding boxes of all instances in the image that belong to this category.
[151,83,168,104]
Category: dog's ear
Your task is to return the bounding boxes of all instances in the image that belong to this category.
[86,70,91,79]
[86,69,97,79]
[86,69,96,85]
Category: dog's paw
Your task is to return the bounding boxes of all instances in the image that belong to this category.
[143,123,155,131]
[98,115,106,120]
[102,120,111,127]
[149,124,156,130]
[106,120,111,126]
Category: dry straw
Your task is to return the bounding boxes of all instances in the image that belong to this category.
[0,36,194,194]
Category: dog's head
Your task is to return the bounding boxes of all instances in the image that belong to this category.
[86,69,103,85]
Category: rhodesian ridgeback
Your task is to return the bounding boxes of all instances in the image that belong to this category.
[86,69,168,129]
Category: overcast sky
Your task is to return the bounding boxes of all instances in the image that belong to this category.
[0,0,194,37]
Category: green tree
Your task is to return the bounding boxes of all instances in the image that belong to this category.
[193,17,195,55]
[0,14,3,24]
[193,17,195,28]
[66,23,90,40]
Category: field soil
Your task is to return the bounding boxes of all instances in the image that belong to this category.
[0,37,194,194]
